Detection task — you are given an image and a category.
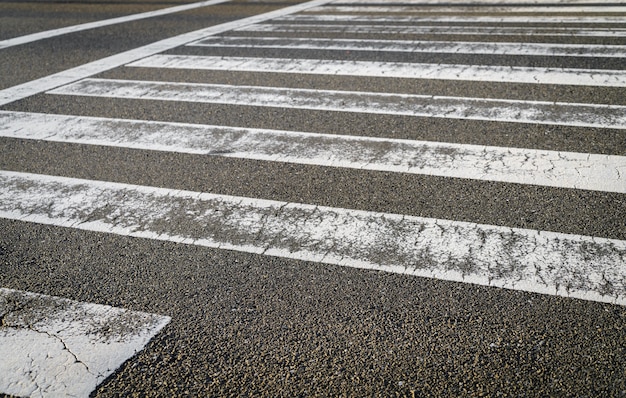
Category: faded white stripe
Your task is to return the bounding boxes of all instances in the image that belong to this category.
[0,171,624,305]
[0,288,169,398]
[2,111,624,193]
[130,54,626,88]
[336,0,620,4]
[277,13,626,24]
[0,0,335,107]
[239,22,626,38]
[310,5,626,13]
[189,36,626,58]
[0,0,230,50]
[48,78,626,130]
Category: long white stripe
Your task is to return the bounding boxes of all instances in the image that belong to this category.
[2,111,623,193]
[311,5,626,13]
[336,0,620,4]
[0,171,624,305]
[0,288,169,398]
[277,14,626,24]
[0,0,335,107]
[239,22,626,38]
[48,78,626,130]
[129,54,626,87]
[189,36,626,58]
[0,0,230,50]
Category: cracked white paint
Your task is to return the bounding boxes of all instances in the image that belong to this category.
[128,54,626,87]
[0,288,170,398]
[310,5,626,13]
[188,37,626,58]
[0,171,624,305]
[277,14,626,24]
[238,22,626,38]
[1,111,624,193]
[48,78,626,130]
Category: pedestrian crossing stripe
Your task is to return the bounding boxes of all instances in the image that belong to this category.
[0,171,624,306]
[48,78,626,130]
[128,54,626,87]
[276,14,626,24]
[0,288,169,398]
[1,110,624,193]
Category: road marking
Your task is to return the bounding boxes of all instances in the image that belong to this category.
[0,288,169,398]
[48,78,626,130]
[0,0,231,50]
[2,111,624,193]
[238,22,626,38]
[189,36,626,58]
[0,171,624,305]
[335,0,621,4]
[0,0,335,107]
[311,5,626,13]
[277,13,626,24]
[128,54,626,87]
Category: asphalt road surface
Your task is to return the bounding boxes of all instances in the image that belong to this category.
[1,0,625,396]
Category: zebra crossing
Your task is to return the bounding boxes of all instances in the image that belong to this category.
[1,0,625,395]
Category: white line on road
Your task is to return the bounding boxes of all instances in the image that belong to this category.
[48,78,626,130]
[0,171,624,305]
[129,54,626,87]
[0,288,170,398]
[2,111,624,193]
[334,0,622,4]
[0,0,231,50]
[310,5,626,13]
[277,13,626,24]
[238,22,626,38]
[189,36,626,58]
[0,0,335,106]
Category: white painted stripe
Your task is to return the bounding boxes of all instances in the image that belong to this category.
[310,5,626,13]
[239,22,626,38]
[48,78,626,130]
[0,0,230,50]
[0,171,624,305]
[2,111,624,193]
[0,288,169,398]
[190,36,626,58]
[0,0,335,107]
[128,54,626,87]
[336,0,620,4]
[278,13,626,24]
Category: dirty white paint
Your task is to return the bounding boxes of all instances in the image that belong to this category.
[128,54,626,87]
[335,0,621,4]
[189,36,626,58]
[0,171,624,305]
[0,288,170,398]
[0,0,335,107]
[0,0,230,50]
[277,14,626,24]
[309,5,626,13]
[48,78,626,130]
[1,111,624,193]
[238,22,626,38]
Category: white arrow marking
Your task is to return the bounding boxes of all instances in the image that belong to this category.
[0,171,625,305]
[48,78,626,130]
[1,111,624,193]
[0,288,169,398]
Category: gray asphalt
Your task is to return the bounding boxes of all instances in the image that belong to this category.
[1,1,625,396]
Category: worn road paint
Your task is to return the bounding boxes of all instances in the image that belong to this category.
[0,0,335,106]
[310,5,626,13]
[0,288,170,398]
[189,36,626,58]
[0,171,624,305]
[336,0,620,4]
[239,22,626,38]
[48,78,626,130]
[0,0,230,50]
[128,54,626,87]
[1,110,624,193]
[277,14,626,24]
